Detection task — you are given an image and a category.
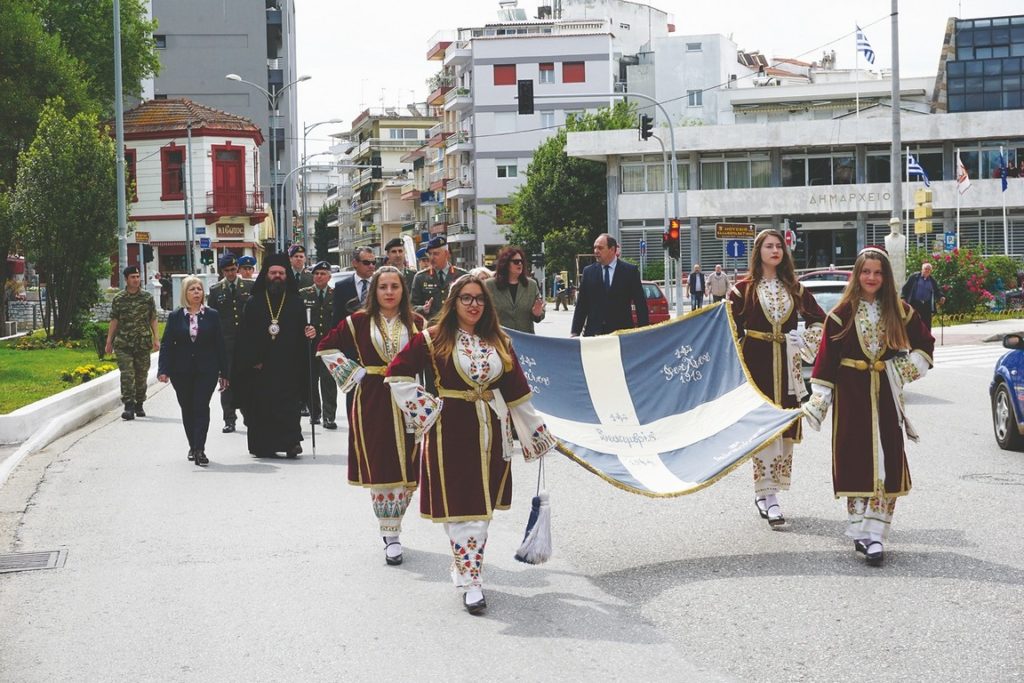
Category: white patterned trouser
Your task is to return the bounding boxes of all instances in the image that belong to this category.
[752,437,794,496]
[444,521,489,589]
[846,495,897,543]
[370,486,414,536]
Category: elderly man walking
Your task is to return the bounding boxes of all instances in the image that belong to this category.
[707,264,731,303]
[901,262,946,329]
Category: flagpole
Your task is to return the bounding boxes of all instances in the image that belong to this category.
[905,145,911,247]
[956,147,961,250]
[1002,145,1009,255]
[855,37,860,119]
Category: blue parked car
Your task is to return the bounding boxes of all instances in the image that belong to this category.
[990,333,1024,450]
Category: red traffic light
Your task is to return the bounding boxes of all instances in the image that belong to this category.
[668,218,681,240]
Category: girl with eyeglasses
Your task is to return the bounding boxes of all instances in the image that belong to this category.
[385,274,556,614]
[485,245,545,334]
[316,266,426,566]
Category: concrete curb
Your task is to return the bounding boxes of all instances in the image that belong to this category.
[0,353,159,489]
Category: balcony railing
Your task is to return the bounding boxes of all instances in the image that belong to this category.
[447,222,474,236]
[444,87,472,104]
[358,199,381,214]
[445,130,471,149]
[205,190,265,216]
[431,212,449,227]
[428,168,448,185]
[446,177,473,193]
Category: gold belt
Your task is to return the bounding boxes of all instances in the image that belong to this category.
[840,358,886,372]
[438,387,494,402]
[364,366,386,375]
[746,329,785,343]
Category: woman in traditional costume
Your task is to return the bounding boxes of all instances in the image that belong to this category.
[385,274,557,614]
[802,247,934,565]
[316,266,426,566]
[728,229,826,526]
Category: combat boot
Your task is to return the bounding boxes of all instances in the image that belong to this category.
[121,403,135,420]
[134,401,146,417]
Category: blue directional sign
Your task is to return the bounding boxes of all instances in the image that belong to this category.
[199,237,211,249]
[195,226,206,235]
[726,239,747,259]
[944,231,956,251]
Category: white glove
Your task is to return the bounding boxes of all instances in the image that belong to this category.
[801,392,829,432]
[786,329,806,349]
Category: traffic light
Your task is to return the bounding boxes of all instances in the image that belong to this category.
[914,188,933,234]
[517,79,534,115]
[142,245,154,263]
[639,114,654,141]
[663,218,681,259]
[200,249,214,265]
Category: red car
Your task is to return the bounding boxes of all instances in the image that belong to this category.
[632,281,670,325]
[798,268,852,282]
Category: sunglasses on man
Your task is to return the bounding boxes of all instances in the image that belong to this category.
[357,260,376,267]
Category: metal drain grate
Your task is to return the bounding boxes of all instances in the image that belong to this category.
[0,549,67,574]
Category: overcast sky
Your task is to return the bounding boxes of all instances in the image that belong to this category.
[295,0,1022,155]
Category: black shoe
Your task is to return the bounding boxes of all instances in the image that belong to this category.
[384,538,403,566]
[222,422,236,433]
[865,541,884,566]
[464,590,487,615]
[755,497,769,520]
[121,406,135,421]
[323,421,337,430]
[134,402,146,417]
[286,444,301,459]
[310,416,321,425]
[196,450,209,466]
[299,405,310,417]
[187,449,195,461]
[854,539,869,555]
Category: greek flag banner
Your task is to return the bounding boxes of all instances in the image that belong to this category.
[856,25,875,64]
[908,153,931,187]
[507,304,800,497]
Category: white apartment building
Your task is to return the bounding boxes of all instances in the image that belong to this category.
[426,0,673,265]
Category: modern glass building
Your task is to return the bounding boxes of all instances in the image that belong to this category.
[947,15,1024,113]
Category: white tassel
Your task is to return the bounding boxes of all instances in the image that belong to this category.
[514,491,551,565]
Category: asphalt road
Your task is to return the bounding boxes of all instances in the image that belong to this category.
[1,306,1022,681]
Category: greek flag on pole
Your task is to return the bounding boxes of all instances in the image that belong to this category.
[506,305,800,497]
[908,153,931,187]
[856,25,875,64]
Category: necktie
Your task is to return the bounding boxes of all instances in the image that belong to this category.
[603,265,611,290]
[229,282,236,299]
[359,279,368,302]
[318,289,324,305]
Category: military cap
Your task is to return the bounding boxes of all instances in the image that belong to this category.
[311,260,332,273]
[122,266,139,277]
[415,247,428,259]
[384,237,404,252]
[218,253,238,269]
[288,244,306,256]
[237,255,256,267]
[426,235,447,251]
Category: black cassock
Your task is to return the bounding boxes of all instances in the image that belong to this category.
[232,289,309,455]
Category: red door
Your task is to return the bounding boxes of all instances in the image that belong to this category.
[212,146,245,214]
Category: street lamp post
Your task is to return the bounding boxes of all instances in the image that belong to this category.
[225,73,311,253]
[302,118,344,255]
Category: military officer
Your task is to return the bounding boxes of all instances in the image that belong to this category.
[384,237,417,290]
[288,244,314,289]
[238,255,257,280]
[208,253,252,432]
[410,236,467,321]
[105,266,159,420]
[300,261,338,429]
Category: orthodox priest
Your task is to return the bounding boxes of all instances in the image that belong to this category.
[232,253,316,458]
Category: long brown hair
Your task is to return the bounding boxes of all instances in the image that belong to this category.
[493,245,526,289]
[741,228,803,314]
[832,249,910,350]
[429,274,513,370]
[363,266,417,333]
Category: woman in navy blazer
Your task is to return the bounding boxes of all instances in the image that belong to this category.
[157,276,229,466]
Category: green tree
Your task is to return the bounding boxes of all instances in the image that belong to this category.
[13,100,118,340]
[313,201,339,266]
[504,101,637,274]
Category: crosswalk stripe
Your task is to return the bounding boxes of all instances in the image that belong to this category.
[932,345,1006,369]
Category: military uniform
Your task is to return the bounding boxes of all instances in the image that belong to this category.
[110,288,157,410]
[292,269,314,290]
[208,276,252,428]
[300,283,337,426]
[410,264,468,321]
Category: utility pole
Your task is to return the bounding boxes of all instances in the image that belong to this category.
[890,0,903,224]
[112,0,128,279]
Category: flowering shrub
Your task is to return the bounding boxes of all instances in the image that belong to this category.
[59,363,116,384]
[908,246,994,315]
[15,335,86,351]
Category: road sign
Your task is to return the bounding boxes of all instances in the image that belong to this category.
[199,237,211,249]
[716,222,756,239]
[195,226,207,235]
[135,231,149,243]
[784,229,795,248]
[944,231,956,251]
[726,239,746,259]
[639,239,647,256]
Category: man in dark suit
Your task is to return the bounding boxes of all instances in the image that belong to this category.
[688,264,707,310]
[331,246,377,327]
[571,233,649,337]
[207,253,252,433]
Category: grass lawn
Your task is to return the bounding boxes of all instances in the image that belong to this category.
[0,324,165,415]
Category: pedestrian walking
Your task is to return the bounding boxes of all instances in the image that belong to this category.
[105,266,159,420]
[301,261,338,429]
[571,233,648,336]
[231,254,317,458]
[331,247,377,327]
[728,229,826,526]
[688,264,707,309]
[707,264,731,303]
[207,254,252,433]
[316,266,426,565]
[386,275,556,614]
[484,246,545,333]
[410,236,467,322]
[900,262,945,330]
[802,246,934,566]
[157,276,229,466]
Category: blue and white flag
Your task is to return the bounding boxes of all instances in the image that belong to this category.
[907,153,931,187]
[507,305,800,497]
[856,25,875,64]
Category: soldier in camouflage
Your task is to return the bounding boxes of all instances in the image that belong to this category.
[208,254,252,432]
[300,261,338,429]
[105,266,159,420]
[410,236,467,322]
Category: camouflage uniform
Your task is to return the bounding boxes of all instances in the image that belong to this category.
[410,264,468,322]
[110,289,157,408]
[300,284,337,425]
[208,276,252,426]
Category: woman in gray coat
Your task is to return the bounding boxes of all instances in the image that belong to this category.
[484,246,545,333]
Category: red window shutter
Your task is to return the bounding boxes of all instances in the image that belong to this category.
[493,64,516,86]
[539,62,554,71]
[160,146,185,201]
[563,61,585,83]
